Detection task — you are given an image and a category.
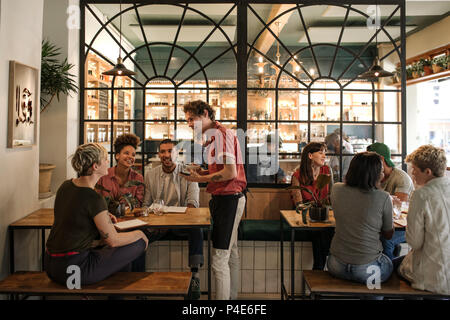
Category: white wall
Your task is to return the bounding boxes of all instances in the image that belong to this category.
[40,1,136,195]
[0,0,44,282]
[40,0,80,195]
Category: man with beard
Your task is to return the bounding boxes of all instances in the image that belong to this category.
[143,139,204,300]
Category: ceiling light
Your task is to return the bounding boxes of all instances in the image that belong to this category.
[358,3,393,80]
[102,0,136,77]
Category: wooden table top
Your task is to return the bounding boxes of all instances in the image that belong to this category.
[280,210,336,229]
[121,207,211,227]
[281,209,405,229]
[10,207,211,229]
[10,208,54,228]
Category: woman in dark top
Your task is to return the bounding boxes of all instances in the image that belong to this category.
[45,143,148,286]
[327,152,394,285]
[289,142,334,270]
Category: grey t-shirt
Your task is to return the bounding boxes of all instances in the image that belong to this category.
[161,172,179,207]
[330,183,393,265]
[381,167,414,196]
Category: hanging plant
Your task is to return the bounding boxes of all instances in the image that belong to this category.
[40,39,78,113]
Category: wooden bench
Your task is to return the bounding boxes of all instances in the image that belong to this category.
[0,271,192,300]
[303,270,450,300]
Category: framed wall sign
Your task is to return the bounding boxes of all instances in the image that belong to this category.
[7,60,39,148]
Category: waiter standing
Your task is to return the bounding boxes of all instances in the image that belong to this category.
[180,100,247,300]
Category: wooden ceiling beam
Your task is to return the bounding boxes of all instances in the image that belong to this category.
[253,4,296,57]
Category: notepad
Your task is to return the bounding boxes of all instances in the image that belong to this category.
[114,219,147,231]
[163,206,188,213]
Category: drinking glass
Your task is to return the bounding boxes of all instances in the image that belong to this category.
[393,201,402,219]
[153,199,165,216]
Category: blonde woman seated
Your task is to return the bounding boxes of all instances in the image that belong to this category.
[45,143,148,286]
[397,145,450,295]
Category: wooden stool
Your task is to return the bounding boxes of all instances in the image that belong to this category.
[0,271,192,300]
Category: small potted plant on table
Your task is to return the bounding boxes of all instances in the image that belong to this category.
[287,174,332,224]
[95,180,145,217]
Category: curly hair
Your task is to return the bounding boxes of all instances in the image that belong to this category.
[406,144,447,177]
[114,133,140,155]
[183,100,215,121]
[71,143,107,176]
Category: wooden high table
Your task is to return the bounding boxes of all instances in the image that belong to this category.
[280,209,406,300]
[9,207,213,299]
[280,209,336,300]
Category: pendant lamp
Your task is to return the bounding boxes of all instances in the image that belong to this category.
[358,4,393,80]
[102,0,136,77]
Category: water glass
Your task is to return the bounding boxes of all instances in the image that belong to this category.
[153,199,165,216]
[393,202,402,219]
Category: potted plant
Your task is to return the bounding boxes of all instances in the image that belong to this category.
[420,58,433,76]
[392,65,401,83]
[95,180,145,217]
[411,62,422,78]
[287,174,332,224]
[39,40,78,199]
[406,65,413,80]
[432,55,447,73]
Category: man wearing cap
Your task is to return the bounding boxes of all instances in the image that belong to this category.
[367,142,414,260]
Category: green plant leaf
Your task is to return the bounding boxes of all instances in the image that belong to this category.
[40,39,78,112]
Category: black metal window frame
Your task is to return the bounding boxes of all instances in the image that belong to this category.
[79,0,407,188]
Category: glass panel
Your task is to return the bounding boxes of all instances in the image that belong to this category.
[342,124,374,153]
[278,91,304,121]
[310,123,329,142]
[343,91,373,122]
[280,154,301,184]
[248,90,275,120]
[311,90,340,121]
[145,84,175,120]
[112,77,134,120]
[145,121,174,140]
[247,122,274,146]
[212,90,236,121]
[175,123,193,141]
[247,130,287,184]
[278,123,308,153]
[375,124,402,154]
[377,89,400,122]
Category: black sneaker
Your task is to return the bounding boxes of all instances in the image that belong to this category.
[188,276,201,300]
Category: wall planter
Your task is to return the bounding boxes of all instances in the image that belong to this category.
[39,163,56,199]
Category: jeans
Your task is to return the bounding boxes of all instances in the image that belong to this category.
[211,195,245,300]
[327,253,393,285]
[381,231,406,260]
[132,227,204,272]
